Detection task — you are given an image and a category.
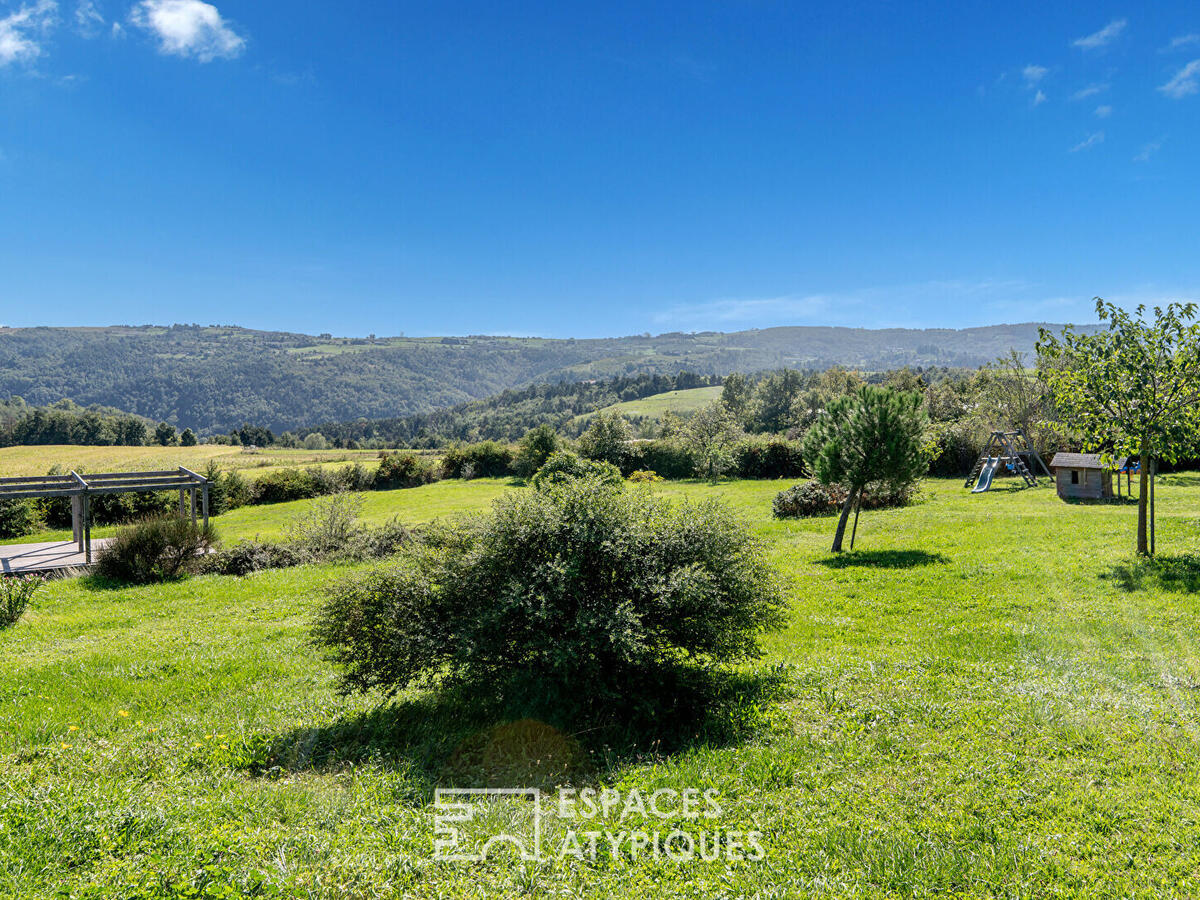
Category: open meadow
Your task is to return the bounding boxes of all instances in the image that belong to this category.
[2,473,1200,896]
[0,444,390,480]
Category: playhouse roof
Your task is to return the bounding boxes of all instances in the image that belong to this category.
[1049,452,1126,470]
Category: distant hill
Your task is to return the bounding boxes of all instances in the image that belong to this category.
[0,321,1085,434]
[583,386,725,423]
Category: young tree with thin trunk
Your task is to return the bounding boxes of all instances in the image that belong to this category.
[683,402,744,480]
[1037,300,1200,557]
[802,385,928,552]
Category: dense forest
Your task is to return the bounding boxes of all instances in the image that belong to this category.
[0,397,157,447]
[0,322,1088,434]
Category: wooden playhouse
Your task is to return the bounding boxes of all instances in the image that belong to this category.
[1048,452,1133,501]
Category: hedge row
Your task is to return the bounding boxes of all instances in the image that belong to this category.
[0,436,804,542]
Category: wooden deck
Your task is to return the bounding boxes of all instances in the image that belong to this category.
[0,540,112,575]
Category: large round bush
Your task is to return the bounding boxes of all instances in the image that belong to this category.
[530,450,621,489]
[314,478,785,705]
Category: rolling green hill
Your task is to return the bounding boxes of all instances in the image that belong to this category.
[0,321,1083,434]
[585,385,724,421]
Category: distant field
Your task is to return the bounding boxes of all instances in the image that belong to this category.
[580,385,724,423]
[0,445,387,479]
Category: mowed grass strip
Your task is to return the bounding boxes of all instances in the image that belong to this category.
[2,474,1200,896]
[0,444,391,478]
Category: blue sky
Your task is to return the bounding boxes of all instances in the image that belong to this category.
[1,1,1199,338]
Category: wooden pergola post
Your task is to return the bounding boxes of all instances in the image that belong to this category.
[71,495,83,551]
[83,493,92,565]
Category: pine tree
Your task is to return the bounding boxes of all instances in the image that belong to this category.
[802,386,928,552]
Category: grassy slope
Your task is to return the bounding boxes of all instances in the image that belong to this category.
[593,385,724,420]
[3,475,1200,896]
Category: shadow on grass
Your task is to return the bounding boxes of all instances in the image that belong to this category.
[816,549,950,570]
[1103,554,1200,594]
[977,481,1031,494]
[77,573,194,592]
[1160,474,1200,487]
[238,665,790,795]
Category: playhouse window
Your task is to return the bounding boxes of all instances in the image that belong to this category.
[1070,470,1079,485]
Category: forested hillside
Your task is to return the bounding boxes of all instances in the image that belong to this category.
[312,372,724,446]
[0,321,1081,433]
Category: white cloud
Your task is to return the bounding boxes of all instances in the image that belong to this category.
[1165,33,1200,51]
[1071,83,1108,100]
[1095,104,1112,118]
[1073,19,1127,50]
[1022,64,1048,84]
[1032,89,1047,106]
[651,280,1036,331]
[74,0,102,34]
[1134,138,1165,162]
[1070,131,1105,152]
[1159,59,1200,98]
[0,0,57,66]
[130,0,243,61]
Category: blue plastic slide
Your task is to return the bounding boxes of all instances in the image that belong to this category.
[972,457,999,493]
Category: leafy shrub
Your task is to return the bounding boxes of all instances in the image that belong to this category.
[924,421,987,477]
[314,478,786,714]
[577,411,633,468]
[860,482,918,510]
[626,469,663,483]
[251,468,318,504]
[199,493,411,575]
[625,440,695,479]
[375,452,438,489]
[773,480,917,519]
[197,540,304,576]
[0,499,39,539]
[773,481,843,518]
[513,425,563,479]
[285,492,365,559]
[202,461,251,515]
[442,442,514,479]
[0,575,46,629]
[338,518,413,562]
[733,436,806,479]
[530,451,622,489]
[95,517,218,584]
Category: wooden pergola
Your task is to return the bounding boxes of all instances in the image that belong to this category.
[0,467,209,565]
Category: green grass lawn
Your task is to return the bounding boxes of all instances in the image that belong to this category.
[3,474,1200,896]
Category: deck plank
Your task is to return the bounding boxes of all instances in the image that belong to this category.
[0,540,112,575]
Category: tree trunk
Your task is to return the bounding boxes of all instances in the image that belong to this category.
[1137,452,1150,556]
[849,498,862,550]
[1151,457,1157,557]
[831,486,860,552]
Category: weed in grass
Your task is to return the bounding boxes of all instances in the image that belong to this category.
[0,574,45,628]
